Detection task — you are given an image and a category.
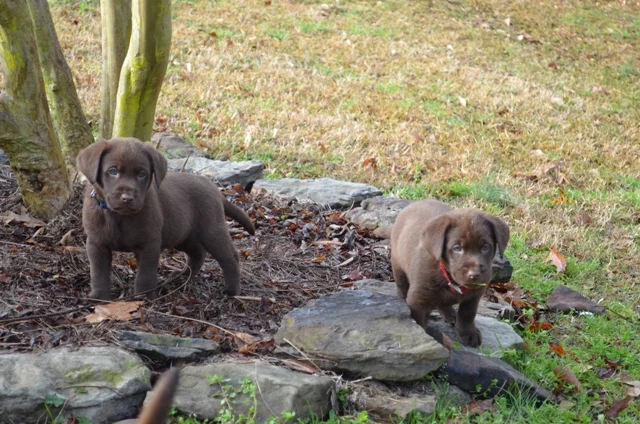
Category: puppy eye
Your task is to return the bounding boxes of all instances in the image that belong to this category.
[138,170,147,179]
[452,245,463,253]
[107,167,118,176]
[482,244,492,253]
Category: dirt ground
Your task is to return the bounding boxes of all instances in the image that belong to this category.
[0,164,393,359]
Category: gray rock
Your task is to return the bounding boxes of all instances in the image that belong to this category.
[253,178,382,209]
[116,330,219,362]
[358,391,438,420]
[152,132,208,159]
[167,156,264,187]
[0,149,8,165]
[353,279,397,297]
[547,284,606,315]
[275,290,450,381]
[353,382,470,421]
[353,279,515,320]
[442,350,555,402]
[0,347,150,424]
[345,196,413,233]
[172,361,333,421]
[427,315,524,357]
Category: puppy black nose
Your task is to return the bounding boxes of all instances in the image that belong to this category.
[121,193,134,203]
[467,269,481,280]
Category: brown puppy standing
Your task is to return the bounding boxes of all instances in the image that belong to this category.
[391,200,509,347]
[76,138,255,300]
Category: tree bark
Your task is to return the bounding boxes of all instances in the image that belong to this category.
[0,0,71,220]
[100,0,131,140]
[112,0,171,142]
[28,0,94,176]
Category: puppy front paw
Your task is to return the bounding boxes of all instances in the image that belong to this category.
[457,324,482,347]
[89,289,110,300]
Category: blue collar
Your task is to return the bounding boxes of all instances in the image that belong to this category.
[90,189,110,210]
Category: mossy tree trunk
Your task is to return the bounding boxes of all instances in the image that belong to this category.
[0,0,71,220]
[100,0,131,140]
[27,0,94,176]
[112,0,171,142]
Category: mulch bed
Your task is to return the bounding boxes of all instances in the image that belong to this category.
[0,164,392,358]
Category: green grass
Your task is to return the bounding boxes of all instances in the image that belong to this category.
[49,0,640,422]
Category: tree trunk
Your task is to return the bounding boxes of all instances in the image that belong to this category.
[112,0,171,142]
[28,0,94,176]
[100,0,131,140]
[0,0,71,220]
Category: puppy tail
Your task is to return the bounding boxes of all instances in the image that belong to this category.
[224,199,256,235]
[137,367,179,424]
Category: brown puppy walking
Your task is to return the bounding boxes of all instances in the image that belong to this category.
[76,138,255,300]
[391,200,509,347]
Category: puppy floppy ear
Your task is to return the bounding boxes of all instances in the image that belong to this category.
[144,144,168,188]
[483,214,510,257]
[76,139,110,185]
[420,215,453,262]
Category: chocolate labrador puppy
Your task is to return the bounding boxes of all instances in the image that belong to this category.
[114,368,179,424]
[76,138,255,300]
[390,200,509,347]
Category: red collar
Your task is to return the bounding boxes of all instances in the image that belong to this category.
[439,261,471,295]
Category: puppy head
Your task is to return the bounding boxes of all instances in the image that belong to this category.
[421,210,510,287]
[76,138,167,214]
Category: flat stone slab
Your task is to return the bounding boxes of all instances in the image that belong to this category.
[353,279,515,320]
[0,347,150,424]
[152,132,208,159]
[443,350,555,402]
[167,156,264,187]
[345,196,413,235]
[427,315,524,357]
[351,279,521,356]
[253,178,382,209]
[275,290,450,382]
[171,361,333,421]
[547,284,606,315]
[116,330,219,362]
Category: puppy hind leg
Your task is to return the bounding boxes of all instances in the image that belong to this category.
[392,260,409,300]
[184,245,206,277]
[202,233,241,296]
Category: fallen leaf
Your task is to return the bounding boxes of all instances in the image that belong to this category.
[596,367,616,379]
[233,331,260,346]
[467,399,494,416]
[574,213,592,226]
[550,345,567,356]
[312,256,327,264]
[605,395,633,419]
[0,211,46,228]
[545,248,567,273]
[553,366,583,393]
[58,229,75,245]
[86,301,143,323]
[548,62,558,70]
[362,157,377,169]
[341,269,366,282]
[528,321,552,332]
[623,381,640,397]
[458,97,467,107]
[281,359,320,375]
